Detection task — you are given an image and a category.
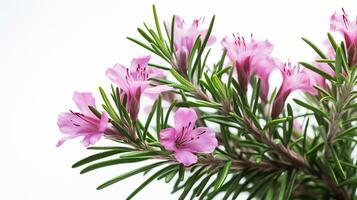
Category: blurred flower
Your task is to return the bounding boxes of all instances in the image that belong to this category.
[170,16,216,76]
[330,9,357,67]
[271,61,316,118]
[160,108,218,166]
[57,92,109,147]
[221,35,275,102]
[106,55,171,121]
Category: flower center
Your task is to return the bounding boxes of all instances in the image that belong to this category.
[283,61,301,77]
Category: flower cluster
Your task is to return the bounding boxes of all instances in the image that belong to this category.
[58,9,357,165]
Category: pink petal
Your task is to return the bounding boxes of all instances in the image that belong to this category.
[182,127,217,153]
[98,112,109,132]
[174,108,197,134]
[81,133,103,147]
[72,91,96,117]
[271,88,290,119]
[160,128,177,151]
[148,67,166,79]
[130,55,151,72]
[57,112,93,134]
[174,150,198,166]
[56,135,77,147]
[128,89,141,121]
[330,11,349,35]
[143,85,172,100]
[106,64,131,92]
[57,112,105,146]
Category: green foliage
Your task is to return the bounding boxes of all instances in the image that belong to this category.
[68,6,357,200]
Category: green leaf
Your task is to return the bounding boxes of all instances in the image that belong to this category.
[188,36,202,79]
[99,87,120,122]
[327,32,338,50]
[178,164,185,181]
[192,15,215,77]
[301,37,334,70]
[126,165,177,200]
[338,176,357,186]
[164,100,177,128]
[214,160,232,190]
[176,100,222,109]
[302,118,310,155]
[143,99,158,141]
[204,117,243,130]
[217,49,227,72]
[80,157,148,174]
[293,98,328,119]
[88,105,102,119]
[120,151,164,159]
[137,28,155,44]
[299,62,335,81]
[192,172,214,198]
[336,126,357,139]
[96,161,168,190]
[284,170,297,200]
[179,167,206,200]
[278,171,288,200]
[211,74,226,99]
[72,149,128,168]
[127,37,155,54]
[164,168,178,183]
[330,146,346,179]
[152,5,164,41]
[251,78,260,114]
[156,95,162,140]
[264,117,291,130]
[247,172,278,200]
[335,47,345,84]
[87,146,134,150]
[285,104,294,145]
[340,161,357,169]
[170,68,195,91]
[170,15,175,53]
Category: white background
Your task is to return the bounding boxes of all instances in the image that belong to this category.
[1,0,356,199]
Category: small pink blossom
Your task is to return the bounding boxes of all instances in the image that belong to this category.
[271,61,316,118]
[221,35,275,102]
[57,92,109,147]
[170,16,216,75]
[106,56,170,121]
[160,108,218,166]
[330,9,357,67]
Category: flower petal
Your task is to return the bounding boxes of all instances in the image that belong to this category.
[56,135,77,147]
[81,133,103,147]
[106,64,131,92]
[174,108,197,134]
[182,127,218,153]
[98,112,109,132]
[143,85,172,100]
[72,91,96,117]
[174,150,197,166]
[160,128,177,151]
[130,55,151,73]
[57,112,93,134]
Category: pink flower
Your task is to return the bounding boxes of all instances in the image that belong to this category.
[106,56,170,121]
[271,61,316,118]
[160,108,218,166]
[57,92,109,147]
[221,35,275,102]
[330,9,357,67]
[170,16,216,75]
